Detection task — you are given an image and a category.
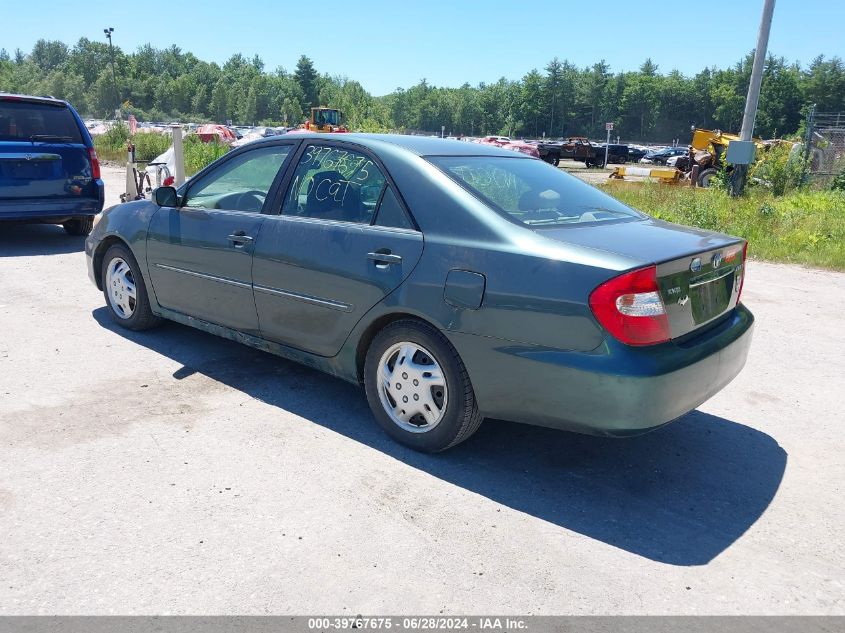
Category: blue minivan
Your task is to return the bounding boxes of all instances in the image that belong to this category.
[0,94,104,235]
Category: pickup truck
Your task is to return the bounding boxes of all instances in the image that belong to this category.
[536,137,608,168]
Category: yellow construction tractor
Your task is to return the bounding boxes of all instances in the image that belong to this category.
[610,128,766,187]
[305,107,348,133]
[679,129,765,186]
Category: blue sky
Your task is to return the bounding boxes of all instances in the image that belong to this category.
[3,0,844,95]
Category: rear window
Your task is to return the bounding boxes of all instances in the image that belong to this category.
[0,100,84,143]
[428,156,643,227]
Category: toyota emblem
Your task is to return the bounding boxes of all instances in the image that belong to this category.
[712,252,723,268]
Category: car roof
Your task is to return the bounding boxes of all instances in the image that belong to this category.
[259,133,527,158]
[0,93,68,107]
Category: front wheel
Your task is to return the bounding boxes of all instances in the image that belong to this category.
[698,168,718,188]
[101,243,162,331]
[63,216,94,236]
[364,320,483,452]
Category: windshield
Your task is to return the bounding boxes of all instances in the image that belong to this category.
[314,109,341,126]
[429,156,644,227]
[0,100,83,143]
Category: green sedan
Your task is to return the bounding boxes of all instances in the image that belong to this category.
[86,134,753,452]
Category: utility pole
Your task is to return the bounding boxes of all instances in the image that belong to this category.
[730,0,776,196]
[103,27,119,117]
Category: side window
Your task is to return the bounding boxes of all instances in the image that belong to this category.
[183,145,292,213]
[282,144,386,224]
[374,187,414,230]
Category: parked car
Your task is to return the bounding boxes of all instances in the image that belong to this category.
[86,134,753,452]
[627,145,650,162]
[640,146,688,165]
[0,93,104,235]
[477,135,540,158]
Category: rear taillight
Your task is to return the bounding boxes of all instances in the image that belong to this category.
[589,265,671,346]
[88,147,101,180]
[736,241,748,303]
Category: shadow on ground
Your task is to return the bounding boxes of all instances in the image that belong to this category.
[0,223,85,257]
[93,308,787,566]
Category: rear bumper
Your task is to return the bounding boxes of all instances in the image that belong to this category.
[0,181,104,222]
[449,304,754,435]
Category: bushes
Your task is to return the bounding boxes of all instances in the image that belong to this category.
[749,143,803,196]
[184,135,229,175]
[132,132,171,162]
[603,182,845,270]
[93,124,170,163]
[92,122,131,162]
[93,124,229,175]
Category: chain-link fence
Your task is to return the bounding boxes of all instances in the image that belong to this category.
[805,109,845,186]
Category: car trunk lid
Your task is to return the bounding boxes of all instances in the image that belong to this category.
[538,218,746,339]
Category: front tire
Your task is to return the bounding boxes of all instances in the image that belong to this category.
[698,168,718,188]
[101,243,161,331]
[63,216,94,236]
[364,320,483,452]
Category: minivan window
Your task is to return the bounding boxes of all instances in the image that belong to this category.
[0,101,84,143]
[429,156,643,227]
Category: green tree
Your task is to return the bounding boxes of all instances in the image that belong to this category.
[294,55,318,109]
[31,39,69,72]
[520,70,544,137]
[210,78,229,122]
[240,85,258,124]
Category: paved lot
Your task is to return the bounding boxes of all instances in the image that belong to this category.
[0,169,843,614]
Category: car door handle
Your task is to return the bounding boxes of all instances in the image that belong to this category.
[228,231,254,247]
[367,251,402,266]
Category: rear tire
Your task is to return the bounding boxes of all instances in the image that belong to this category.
[364,320,483,452]
[698,168,718,188]
[63,216,94,236]
[101,243,162,331]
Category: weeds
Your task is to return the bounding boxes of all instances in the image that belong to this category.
[603,182,845,270]
[184,135,229,175]
[93,126,230,175]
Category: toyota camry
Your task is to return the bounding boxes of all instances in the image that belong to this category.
[86,134,753,452]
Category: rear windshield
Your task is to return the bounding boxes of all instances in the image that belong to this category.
[428,155,643,227]
[0,100,84,143]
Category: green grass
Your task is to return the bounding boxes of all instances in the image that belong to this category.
[602,182,845,270]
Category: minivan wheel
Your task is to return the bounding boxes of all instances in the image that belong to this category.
[101,243,161,331]
[63,216,94,236]
[364,320,483,452]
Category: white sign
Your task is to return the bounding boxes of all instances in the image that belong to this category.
[606,122,614,131]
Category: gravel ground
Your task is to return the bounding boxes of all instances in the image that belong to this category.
[0,166,842,614]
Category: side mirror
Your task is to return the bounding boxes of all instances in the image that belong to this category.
[153,186,178,208]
